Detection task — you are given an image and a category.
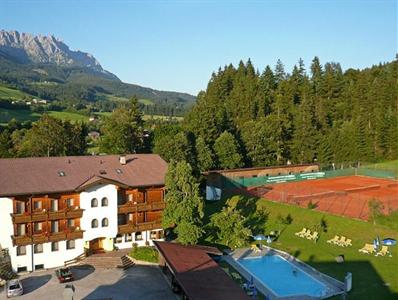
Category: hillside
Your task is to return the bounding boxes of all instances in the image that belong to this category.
[0,30,196,109]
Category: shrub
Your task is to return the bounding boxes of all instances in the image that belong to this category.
[129,246,158,263]
[307,201,317,209]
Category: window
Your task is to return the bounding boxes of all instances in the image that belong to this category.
[125,233,132,242]
[33,200,42,211]
[115,234,123,243]
[51,221,59,233]
[67,219,75,228]
[16,202,25,214]
[50,199,58,211]
[150,231,157,240]
[66,198,74,208]
[66,240,75,250]
[33,222,43,233]
[102,218,109,227]
[91,198,98,207]
[16,224,26,236]
[101,197,108,207]
[135,232,143,241]
[17,246,26,256]
[35,264,44,270]
[17,267,27,273]
[34,244,43,254]
[51,242,59,252]
[91,219,98,228]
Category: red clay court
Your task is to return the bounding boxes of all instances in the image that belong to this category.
[248,175,398,220]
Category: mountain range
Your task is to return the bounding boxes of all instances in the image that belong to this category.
[0,30,195,108]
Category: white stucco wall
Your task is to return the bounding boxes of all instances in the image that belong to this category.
[115,229,164,249]
[80,184,118,244]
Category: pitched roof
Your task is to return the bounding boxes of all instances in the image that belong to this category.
[154,241,250,300]
[0,154,167,197]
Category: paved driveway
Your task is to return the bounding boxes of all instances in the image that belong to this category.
[0,264,177,300]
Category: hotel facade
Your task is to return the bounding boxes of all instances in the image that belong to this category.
[0,154,167,273]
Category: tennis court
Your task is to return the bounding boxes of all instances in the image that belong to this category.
[247,176,398,220]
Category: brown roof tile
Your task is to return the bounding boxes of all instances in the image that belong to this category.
[154,241,250,300]
[0,154,167,197]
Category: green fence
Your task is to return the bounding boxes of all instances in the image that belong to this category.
[221,166,396,189]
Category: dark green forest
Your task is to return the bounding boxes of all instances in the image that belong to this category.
[183,57,398,169]
[1,57,397,171]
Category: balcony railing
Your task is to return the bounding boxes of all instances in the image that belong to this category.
[48,210,66,220]
[31,211,48,222]
[66,230,84,240]
[32,233,48,244]
[11,214,31,223]
[117,201,165,214]
[11,208,83,223]
[12,235,32,246]
[117,220,162,234]
[66,209,84,219]
[49,232,67,242]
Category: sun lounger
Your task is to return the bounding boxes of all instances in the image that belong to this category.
[327,235,340,244]
[337,236,347,246]
[307,231,319,241]
[375,246,390,257]
[251,244,261,253]
[359,243,375,254]
[300,229,312,238]
[295,228,307,237]
[343,239,352,247]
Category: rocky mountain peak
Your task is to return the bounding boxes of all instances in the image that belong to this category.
[0,30,116,78]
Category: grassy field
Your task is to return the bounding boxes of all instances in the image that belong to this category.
[129,246,158,263]
[0,108,41,124]
[205,196,398,299]
[47,111,89,122]
[0,85,30,101]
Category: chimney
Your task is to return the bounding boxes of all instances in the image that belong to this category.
[119,155,126,165]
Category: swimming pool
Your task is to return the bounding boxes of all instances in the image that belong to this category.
[237,254,329,298]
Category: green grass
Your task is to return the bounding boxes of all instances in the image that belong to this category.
[0,108,41,124]
[205,197,398,299]
[364,160,398,171]
[138,98,155,105]
[47,111,89,122]
[0,85,30,101]
[129,246,158,263]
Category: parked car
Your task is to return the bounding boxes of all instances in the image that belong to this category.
[55,268,74,283]
[6,279,23,298]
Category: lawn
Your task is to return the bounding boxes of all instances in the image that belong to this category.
[129,246,158,263]
[0,85,29,100]
[47,111,89,122]
[0,107,41,124]
[205,196,398,299]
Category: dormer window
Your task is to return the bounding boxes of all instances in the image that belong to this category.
[58,171,66,177]
[116,169,122,174]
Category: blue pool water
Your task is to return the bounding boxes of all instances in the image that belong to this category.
[238,254,328,297]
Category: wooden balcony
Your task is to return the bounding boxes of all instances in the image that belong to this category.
[151,202,166,210]
[66,209,84,219]
[32,233,48,244]
[118,220,162,234]
[31,211,48,222]
[118,202,165,214]
[48,232,67,242]
[48,210,66,220]
[11,214,31,223]
[118,223,135,234]
[66,230,84,240]
[12,235,32,246]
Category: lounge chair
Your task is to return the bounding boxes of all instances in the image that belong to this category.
[342,239,352,247]
[375,246,390,257]
[251,244,261,253]
[336,236,347,246]
[327,235,340,244]
[359,243,375,254]
[307,231,319,241]
[295,228,307,237]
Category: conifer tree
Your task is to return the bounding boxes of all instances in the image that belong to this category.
[214,131,244,169]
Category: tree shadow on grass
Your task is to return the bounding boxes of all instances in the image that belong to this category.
[20,274,52,295]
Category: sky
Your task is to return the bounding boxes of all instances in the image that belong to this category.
[0,0,396,95]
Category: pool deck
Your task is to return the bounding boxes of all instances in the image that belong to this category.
[223,247,346,300]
